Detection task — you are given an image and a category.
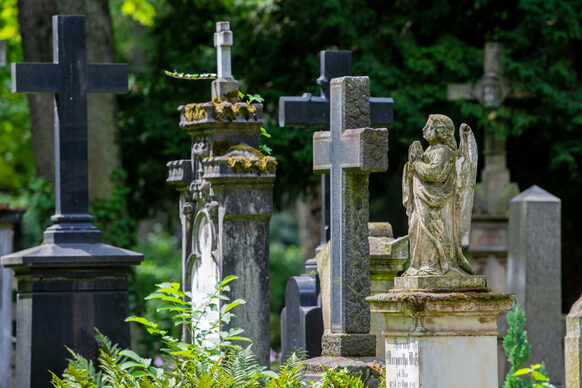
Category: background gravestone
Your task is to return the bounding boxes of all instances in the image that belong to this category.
[167,21,277,366]
[0,40,5,67]
[0,205,25,388]
[1,15,142,387]
[507,185,563,385]
[278,50,393,360]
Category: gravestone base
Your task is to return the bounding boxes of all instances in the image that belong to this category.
[368,289,513,388]
[302,356,384,387]
[394,275,487,292]
[2,242,142,388]
[321,332,376,357]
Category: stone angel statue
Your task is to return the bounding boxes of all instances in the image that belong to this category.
[402,114,478,276]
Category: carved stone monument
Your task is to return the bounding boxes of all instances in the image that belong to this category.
[302,76,388,385]
[167,21,277,366]
[368,115,513,388]
[566,294,582,388]
[2,15,142,387]
[279,50,394,360]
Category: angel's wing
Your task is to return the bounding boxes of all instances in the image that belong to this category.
[455,123,478,247]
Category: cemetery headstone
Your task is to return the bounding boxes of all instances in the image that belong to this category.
[302,76,387,385]
[0,205,25,388]
[566,294,582,388]
[167,21,277,366]
[1,15,143,387]
[368,115,513,388]
[279,50,393,360]
[507,185,563,384]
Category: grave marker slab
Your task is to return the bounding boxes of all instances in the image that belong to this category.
[508,185,563,384]
[2,15,142,387]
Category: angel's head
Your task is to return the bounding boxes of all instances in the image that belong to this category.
[424,114,457,149]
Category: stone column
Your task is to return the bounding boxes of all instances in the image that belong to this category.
[0,205,25,388]
[566,295,582,387]
[507,185,563,384]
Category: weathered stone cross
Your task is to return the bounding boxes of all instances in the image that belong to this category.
[279,51,393,255]
[447,42,523,216]
[212,21,238,100]
[11,15,127,241]
[313,76,387,354]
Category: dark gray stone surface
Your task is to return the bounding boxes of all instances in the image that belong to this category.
[508,185,563,385]
[2,15,141,387]
[0,40,5,67]
[313,76,387,338]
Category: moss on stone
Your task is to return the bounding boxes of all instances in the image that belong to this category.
[183,98,258,123]
[224,144,277,174]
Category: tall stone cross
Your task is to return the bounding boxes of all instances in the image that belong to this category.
[279,51,393,258]
[11,15,127,241]
[313,76,387,356]
[447,42,522,216]
[212,21,238,100]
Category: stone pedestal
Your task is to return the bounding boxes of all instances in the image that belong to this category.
[566,295,582,388]
[368,279,513,388]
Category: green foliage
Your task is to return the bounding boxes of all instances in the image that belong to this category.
[311,366,366,388]
[51,277,368,387]
[503,302,555,388]
[92,169,137,249]
[118,0,158,27]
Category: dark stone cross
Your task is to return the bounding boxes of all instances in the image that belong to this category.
[313,76,387,355]
[2,15,142,387]
[447,42,523,216]
[279,50,393,257]
[11,15,127,241]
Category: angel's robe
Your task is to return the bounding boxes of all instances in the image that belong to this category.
[402,143,473,276]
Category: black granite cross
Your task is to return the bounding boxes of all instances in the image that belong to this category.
[279,50,393,254]
[12,15,127,241]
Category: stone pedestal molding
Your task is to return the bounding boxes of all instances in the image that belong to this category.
[368,285,513,388]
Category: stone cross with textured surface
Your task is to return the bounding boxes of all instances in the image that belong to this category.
[280,51,393,253]
[447,42,521,217]
[313,76,387,355]
[11,15,127,238]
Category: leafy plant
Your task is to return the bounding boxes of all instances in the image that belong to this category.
[502,302,555,388]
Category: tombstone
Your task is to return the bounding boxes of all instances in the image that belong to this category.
[507,185,563,384]
[278,50,393,360]
[167,21,277,367]
[566,294,582,388]
[368,114,513,388]
[0,205,25,388]
[301,76,388,385]
[1,15,143,387]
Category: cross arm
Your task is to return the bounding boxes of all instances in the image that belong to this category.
[11,63,61,93]
[370,97,394,127]
[447,83,475,101]
[279,93,328,128]
[88,64,128,93]
[313,131,331,174]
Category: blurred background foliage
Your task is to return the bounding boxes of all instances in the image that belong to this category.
[0,0,581,353]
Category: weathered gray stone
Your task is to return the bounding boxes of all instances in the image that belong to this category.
[313,76,387,342]
[402,115,477,277]
[368,290,514,388]
[566,295,582,388]
[508,185,563,384]
[0,40,5,67]
[0,205,25,388]
[167,21,276,366]
[394,275,488,292]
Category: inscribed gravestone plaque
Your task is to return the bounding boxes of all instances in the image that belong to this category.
[2,15,142,387]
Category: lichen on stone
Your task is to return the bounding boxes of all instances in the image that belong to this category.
[224,144,277,174]
[182,98,258,124]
